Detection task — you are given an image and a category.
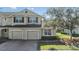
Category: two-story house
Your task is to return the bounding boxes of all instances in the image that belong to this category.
[0,9,56,40]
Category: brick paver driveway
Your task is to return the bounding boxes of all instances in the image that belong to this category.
[0,40,38,51]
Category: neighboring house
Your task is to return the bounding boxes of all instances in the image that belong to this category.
[64,27,79,35]
[0,9,56,40]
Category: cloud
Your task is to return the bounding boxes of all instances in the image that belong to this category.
[27,8,34,10]
[10,7,17,9]
[44,14,50,19]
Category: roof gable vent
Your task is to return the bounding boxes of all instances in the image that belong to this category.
[25,11,28,13]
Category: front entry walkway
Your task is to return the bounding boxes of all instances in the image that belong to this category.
[0,40,38,51]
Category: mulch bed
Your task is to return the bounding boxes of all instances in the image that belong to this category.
[38,40,65,45]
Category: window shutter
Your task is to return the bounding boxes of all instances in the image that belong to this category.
[4,29,7,32]
[14,17,16,22]
[5,18,6,21]
[28,17,30,23]
[22,17,24,22]
[36,17,38,23]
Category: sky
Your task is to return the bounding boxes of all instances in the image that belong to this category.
[0,7,48,16]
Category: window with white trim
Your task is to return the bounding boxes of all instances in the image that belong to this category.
[14,16,24,23]
[44,29,51,35]
[28,17,38,23]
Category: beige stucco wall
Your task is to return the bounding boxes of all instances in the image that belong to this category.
[0,16,13,26]
[0,27,7,37]
[6,17,13,25]
[0,17,5,26]
[0,29,2,37]
[0,13,43,26]
[0,17,2,25]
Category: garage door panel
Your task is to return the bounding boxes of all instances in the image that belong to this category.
[24,31,27,40]
[27,31,40,40]
[12,31,23,39]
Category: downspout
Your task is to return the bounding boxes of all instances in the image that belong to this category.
[41,18,44,36]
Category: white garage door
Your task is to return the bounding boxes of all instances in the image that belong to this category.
[27,31,40,40]
[12,31,23,39]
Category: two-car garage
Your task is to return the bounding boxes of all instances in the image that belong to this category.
[9,28,41,40]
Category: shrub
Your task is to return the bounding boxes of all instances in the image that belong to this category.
[41,36,60,40]
[56,30,62,32]
[60,32,68,35]
[72,34,79,37]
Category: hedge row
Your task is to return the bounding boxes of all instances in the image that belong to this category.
[72,34,79,37]
[41,36,60,40]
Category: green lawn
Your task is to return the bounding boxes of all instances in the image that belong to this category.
[40,33,79,50]
[40,44,79,50]
[40,45,71,50]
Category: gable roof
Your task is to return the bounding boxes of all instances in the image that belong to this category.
[18,8,44,18]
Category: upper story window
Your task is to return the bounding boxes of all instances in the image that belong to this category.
[44,29,51,35]
[28,17,38,24]
[14,16,24,23]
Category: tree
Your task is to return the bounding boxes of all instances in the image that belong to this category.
[46,7,65,31]
[64,7,79,40]
[46,7,79,40]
